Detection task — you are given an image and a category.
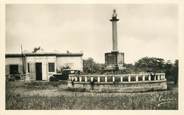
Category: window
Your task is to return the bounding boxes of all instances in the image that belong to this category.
[27,63,30,73]
[48,63,55,72]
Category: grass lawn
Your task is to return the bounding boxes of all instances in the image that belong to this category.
[6,81,178,110]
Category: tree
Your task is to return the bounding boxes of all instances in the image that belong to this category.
[121,63,135,74]
[134,57,178,84]
[134,57,165,73]
[83,58,105,74]
[164,60,178,85]
[93,63,105,74]
[83,58,95,73]
[57,65,71,73]
[173,60,178,85]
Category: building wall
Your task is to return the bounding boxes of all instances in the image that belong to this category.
[56,56,83,71]
[26,56,56,80]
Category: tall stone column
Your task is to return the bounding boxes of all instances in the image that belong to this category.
[112,21,118,51]
[110,9,119,52]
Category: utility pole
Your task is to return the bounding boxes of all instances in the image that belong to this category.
[21,44,26,81]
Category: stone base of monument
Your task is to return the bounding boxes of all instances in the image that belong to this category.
[105,51,125,71]
[105,64,126,71]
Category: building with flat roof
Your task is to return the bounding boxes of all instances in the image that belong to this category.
[5,52,83,81]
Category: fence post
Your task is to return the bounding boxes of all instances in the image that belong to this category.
[142,75,145,81]
[91,77,93,82]
[85,76,87,82]
[105,76,107,82]
[128,75,131,82]
[120,76,123,82]
[162,73,166,80]
[157,75,160,80]
[148,75,151,81]
[97,76,100,82]
[75,77,77,81]
[79,76,82,82]
[136,75,138,82]
[154,75,157,80]
[112,76,115,82]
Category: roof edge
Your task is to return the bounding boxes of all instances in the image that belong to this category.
[5,53,83,58]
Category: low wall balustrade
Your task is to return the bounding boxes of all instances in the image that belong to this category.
[68,73,167,92]
[69,73,166,83]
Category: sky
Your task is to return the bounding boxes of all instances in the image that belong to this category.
[6,4,178,64]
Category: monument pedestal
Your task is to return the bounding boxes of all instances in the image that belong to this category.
[104,10,125,71]
[105,51,125,70]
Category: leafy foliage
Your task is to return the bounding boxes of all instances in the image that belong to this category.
[83,58,105,74]
[135,57,165,73]
[130,57,178,84]
[163,60,178,84]
[57,65,71,73]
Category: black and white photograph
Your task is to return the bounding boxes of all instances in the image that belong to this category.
[5,4,178,110]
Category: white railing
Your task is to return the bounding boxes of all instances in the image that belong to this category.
[69,73,166,83]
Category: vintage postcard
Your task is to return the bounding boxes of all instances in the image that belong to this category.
[1,0,184,114]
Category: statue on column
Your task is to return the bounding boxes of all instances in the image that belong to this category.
[112,9,117,18]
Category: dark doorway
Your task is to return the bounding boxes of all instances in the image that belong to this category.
[36,63,42,80]
[10,65,19,74]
